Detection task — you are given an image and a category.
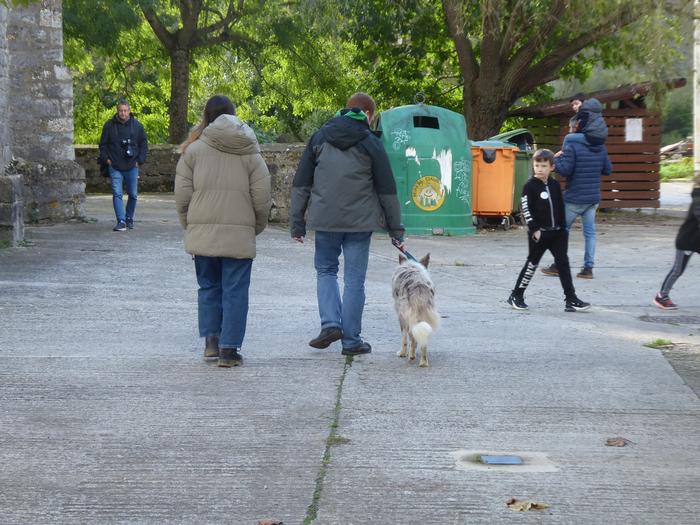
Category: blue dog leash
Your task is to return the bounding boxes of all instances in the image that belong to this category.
[391,238,417,262]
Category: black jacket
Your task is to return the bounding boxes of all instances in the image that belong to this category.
[290,113,404,239]
[676,187,700,252]
[521,176,566,234]
[98,114,148,171]
[577,98,608,146]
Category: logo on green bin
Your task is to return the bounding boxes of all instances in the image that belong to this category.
[412,176,445,211]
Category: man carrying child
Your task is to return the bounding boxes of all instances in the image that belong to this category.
[541,93,612,279]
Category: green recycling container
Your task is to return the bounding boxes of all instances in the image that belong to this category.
[375,104,474,236]
[489,129,535,215]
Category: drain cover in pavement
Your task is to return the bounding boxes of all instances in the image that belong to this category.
[453,450,558,472]
[639,315,700,325]
[481,455,523,465]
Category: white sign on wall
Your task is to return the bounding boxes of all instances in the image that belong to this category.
[625,118,643,142]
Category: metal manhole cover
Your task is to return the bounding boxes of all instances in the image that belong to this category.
[639,315,700,325]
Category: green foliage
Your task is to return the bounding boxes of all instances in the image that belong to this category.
[306,0,462,112]
[65,11,172,143]
[64,0,692,143]
[65,0,360,143]
[329,0,691,137]
[660,158,694,182]
[63,0,141,50]
[0,0,34,6]
[662,84,692,146]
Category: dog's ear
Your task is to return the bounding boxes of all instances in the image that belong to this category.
[419,253,431,268]
[399,254,406,264]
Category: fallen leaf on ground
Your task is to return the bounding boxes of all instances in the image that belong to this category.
[606,437,633,447]
[257,520,283,525]
[506,498,550,511]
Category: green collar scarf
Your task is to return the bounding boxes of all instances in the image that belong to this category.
[335,108,368,122]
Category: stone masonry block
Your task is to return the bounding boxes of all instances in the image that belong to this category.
[47,118,72,132]
[53,64,71,81]
[0,174,23,204]
[39,8,62,29]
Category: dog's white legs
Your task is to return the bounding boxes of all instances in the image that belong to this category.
[409,335,416,361]
[419,344,429,367]
[397,327,408,358]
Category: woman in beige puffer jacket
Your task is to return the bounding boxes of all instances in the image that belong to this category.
[175,95,271,368]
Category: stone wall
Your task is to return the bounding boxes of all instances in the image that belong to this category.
[6,158,83,223]
[0,5,20,245]
[0,5,10,170]
[76,143,305,223]
[0,173,23,246]
[2,0,85,225]
[8,0,74,161]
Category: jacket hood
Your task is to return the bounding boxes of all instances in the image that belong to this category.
[320,115,371,151]
[580,98,603,115]
[201,114,260,155]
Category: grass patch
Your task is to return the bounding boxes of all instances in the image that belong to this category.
[644,338,675,349]
[326,435,351,446]
[303,358,351,525]
[660,158,694,182]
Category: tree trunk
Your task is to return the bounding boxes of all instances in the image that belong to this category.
[169,48,191,144]
[464,85,512,140]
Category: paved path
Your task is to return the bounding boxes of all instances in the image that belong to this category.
[1,195,699,524]
[659,180,693,214]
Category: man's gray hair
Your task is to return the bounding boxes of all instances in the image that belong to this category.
[117,98,130,108]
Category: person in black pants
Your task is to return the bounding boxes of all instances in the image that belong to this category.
[508,149,591,312]
[653,184,700,310]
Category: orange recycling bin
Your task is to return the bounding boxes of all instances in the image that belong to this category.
[471,140,518,224]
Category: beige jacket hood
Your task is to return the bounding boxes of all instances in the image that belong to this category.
[174,114,271,259]
[200,114,260,155]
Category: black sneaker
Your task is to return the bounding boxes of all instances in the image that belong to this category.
[541,264,558,276]
[341,342,372,356]
[507,293,528,310]
[309,327,342,349]
[204,336,219,359]
[113,221,127,232]
[126,220,134,230]
[565,297,591,312]
[218,348,242,367]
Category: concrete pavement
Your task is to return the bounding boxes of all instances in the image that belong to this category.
[1,193,699,524]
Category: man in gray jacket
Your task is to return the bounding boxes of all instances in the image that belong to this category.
[291,92,404,356]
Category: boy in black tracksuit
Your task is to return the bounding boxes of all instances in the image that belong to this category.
[508,149,591,312]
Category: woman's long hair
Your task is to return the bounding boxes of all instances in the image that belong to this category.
[179,95,236,153]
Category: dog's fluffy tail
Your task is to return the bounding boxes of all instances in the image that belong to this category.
[411,321,433,347]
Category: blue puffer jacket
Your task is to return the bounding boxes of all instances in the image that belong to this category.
[554,139,612,205]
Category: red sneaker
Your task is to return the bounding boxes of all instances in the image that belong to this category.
[653,294,678,310]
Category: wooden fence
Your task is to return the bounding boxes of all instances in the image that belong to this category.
[523,110,661,209]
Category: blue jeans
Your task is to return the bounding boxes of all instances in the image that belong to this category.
[194,256,252,349]
[314,231,372,348]
[109,166,138,223]
[565,202,598,269]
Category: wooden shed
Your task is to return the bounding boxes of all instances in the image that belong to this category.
[508,79,686,209]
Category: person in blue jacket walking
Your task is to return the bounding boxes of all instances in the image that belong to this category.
[550,135,612,279]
